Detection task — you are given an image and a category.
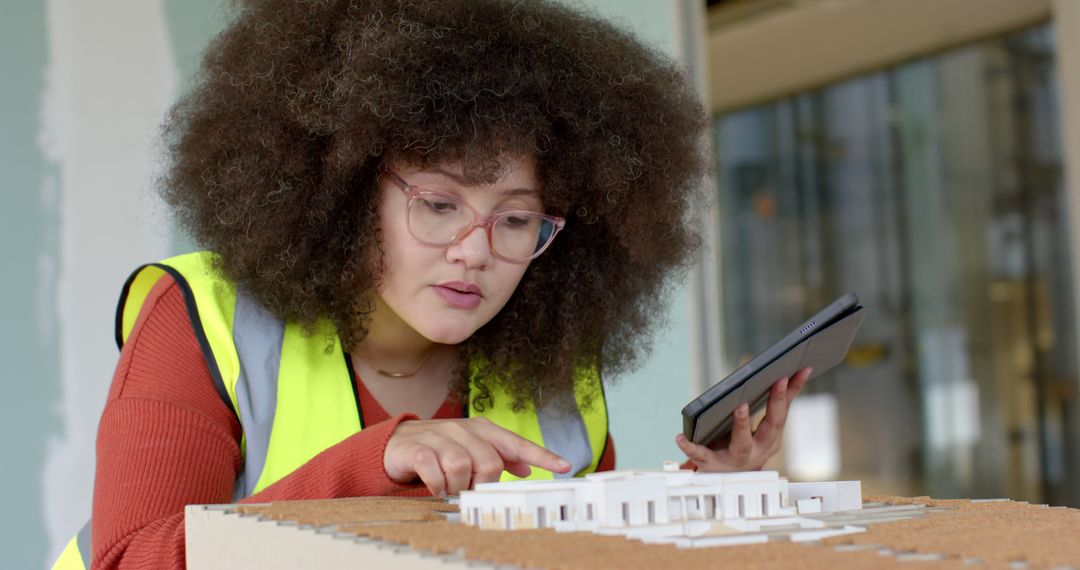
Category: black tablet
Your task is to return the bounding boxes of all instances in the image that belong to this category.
[682,292,866,448]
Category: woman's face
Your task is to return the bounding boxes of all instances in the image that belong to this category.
[374,156,541,345]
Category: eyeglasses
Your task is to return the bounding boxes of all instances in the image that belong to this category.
[379,170,566,264]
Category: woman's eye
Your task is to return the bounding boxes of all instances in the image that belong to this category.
[503,215,533,228]
[421,198,457,213]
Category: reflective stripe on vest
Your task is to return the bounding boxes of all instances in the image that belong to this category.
[54,250,608,569]
[232,290,287,497]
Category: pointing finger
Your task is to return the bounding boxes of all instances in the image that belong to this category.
[473,421,571,474]
[448,424,506,485]
[502,460,534,479]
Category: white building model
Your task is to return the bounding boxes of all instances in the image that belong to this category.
[459,463,867,548]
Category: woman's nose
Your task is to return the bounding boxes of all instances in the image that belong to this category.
[446,223,492,268]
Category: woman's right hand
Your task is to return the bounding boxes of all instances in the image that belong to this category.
[383,417,571,497]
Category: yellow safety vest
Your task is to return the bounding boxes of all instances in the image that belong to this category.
[54,251,608,569]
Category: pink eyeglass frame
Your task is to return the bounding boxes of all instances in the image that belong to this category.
[379,169,567,264]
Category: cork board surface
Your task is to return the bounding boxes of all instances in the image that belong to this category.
[232,496,1080,569]
[827,496,1080,568]
[236,497,456,526]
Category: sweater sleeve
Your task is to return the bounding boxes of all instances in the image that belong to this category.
[91,275,419,570]
[596,434,616,472]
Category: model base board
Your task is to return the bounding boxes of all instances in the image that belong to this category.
[186,483,1080,569]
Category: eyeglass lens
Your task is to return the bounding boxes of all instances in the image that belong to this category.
[409,193,555,261]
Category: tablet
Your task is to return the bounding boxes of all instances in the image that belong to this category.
[682,292,866,448]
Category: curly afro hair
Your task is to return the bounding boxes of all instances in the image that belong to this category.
[163,0,709,410]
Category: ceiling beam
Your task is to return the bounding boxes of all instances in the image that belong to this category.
[707,0,1052,114]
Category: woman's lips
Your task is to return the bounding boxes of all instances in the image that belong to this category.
[433,285,483,309]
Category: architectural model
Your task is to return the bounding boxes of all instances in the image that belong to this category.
[458,462,866,547]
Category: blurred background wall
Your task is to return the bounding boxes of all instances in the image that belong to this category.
[1,2,228,567]
[3,0,1080,568]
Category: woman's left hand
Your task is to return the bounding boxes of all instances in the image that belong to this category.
[675,367,812,472]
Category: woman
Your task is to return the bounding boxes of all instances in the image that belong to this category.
[55,1,810,568]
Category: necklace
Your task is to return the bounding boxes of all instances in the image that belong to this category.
[373,348,436,378]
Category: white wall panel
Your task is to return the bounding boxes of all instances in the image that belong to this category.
[40,0,176,562]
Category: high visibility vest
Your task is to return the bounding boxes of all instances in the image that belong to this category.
[53,251,608,570]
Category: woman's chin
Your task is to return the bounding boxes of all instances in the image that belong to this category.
[420,325,477,346]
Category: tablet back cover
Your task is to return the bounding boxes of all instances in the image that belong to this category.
[690,306,866,445]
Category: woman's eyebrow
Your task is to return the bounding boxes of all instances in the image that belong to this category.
[420,166,470,184]
[420,167,539,196]
[501,187,540,197]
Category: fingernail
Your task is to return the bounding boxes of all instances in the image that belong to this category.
[558,459,571,470]
[737,404,748,418]
[778,378,788,391]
